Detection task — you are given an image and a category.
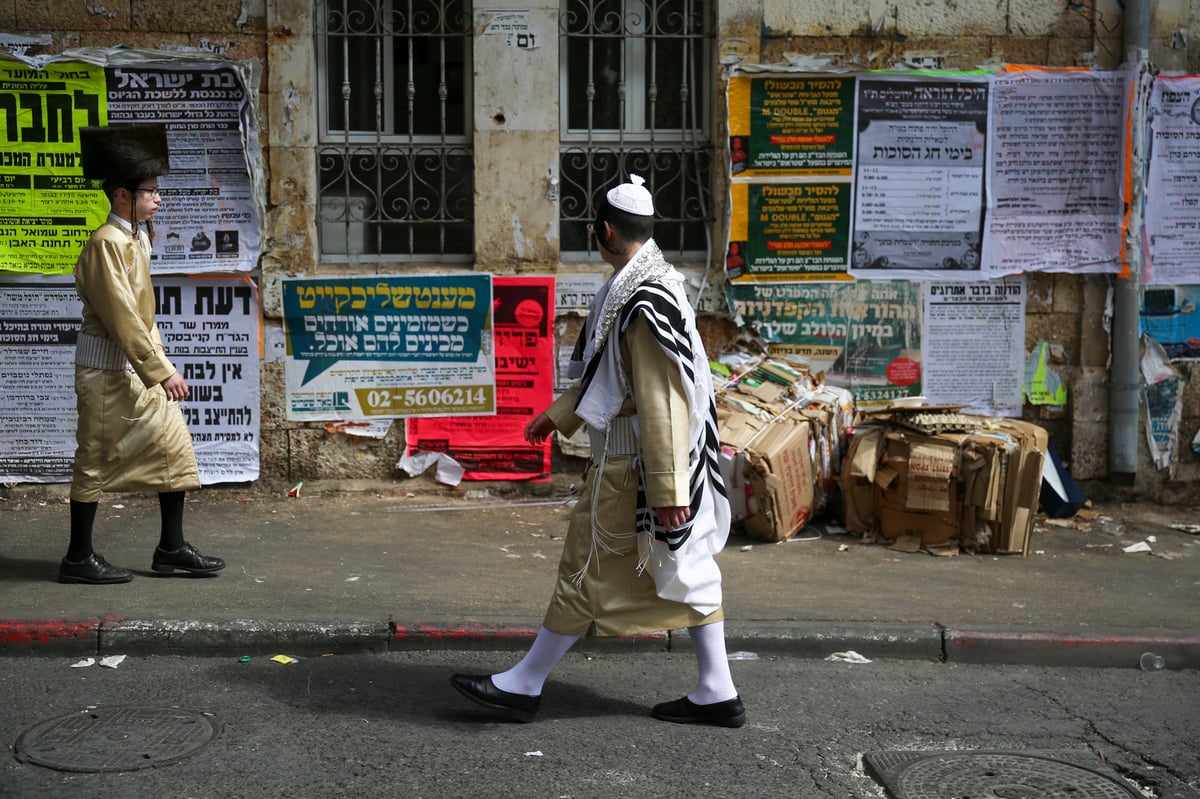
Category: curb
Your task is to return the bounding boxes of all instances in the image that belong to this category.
[944,625,1200,670]
[1,617,1196,669]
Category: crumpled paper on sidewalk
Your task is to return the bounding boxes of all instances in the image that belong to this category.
[826,650,872,664]
[1122,535,1156,553]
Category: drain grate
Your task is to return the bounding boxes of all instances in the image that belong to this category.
[13,705,219,773]
[862,750,1142,798]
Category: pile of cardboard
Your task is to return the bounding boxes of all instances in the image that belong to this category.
[714,354,853,542]
[840,407,1048,555]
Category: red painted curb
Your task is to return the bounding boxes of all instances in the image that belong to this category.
[0,618,98,644]
[393,623,541,640]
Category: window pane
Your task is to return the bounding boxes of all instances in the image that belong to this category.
[566,36,623,131]
[391,0,471,137]
[646,37,702,130]
[326,35,380,132]
[324,0,384,133]
[394,36,468,136]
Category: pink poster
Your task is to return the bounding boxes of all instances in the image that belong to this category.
[406,276,555,480]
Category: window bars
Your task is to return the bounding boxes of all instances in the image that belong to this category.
[316,0,474,259]
[559,0,714,260]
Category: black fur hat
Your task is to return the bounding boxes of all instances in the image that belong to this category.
[79,124,171,182]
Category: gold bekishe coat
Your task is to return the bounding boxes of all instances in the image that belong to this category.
[70,219,200,502]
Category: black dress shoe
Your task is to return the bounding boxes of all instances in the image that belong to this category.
[152,543,226,575]
[58,553,133,585]
[450,674,540,723]
[651,695,746,728]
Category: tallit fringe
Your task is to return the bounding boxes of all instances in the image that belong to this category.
[569,427,641,587]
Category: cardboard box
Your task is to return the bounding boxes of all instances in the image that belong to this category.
[714,354,845,541]
[718,445,750,523]
[872,433,961,546]
[718,404,815,540]
[742,417,814,541]
[840,412,1048,555]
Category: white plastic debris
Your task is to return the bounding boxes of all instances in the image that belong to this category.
[825,650,872,664]
[70,657,96,668]
[99,655,126,669]
[396,451,465,486]
[727,651,761,661]
[524,751,544,757]
[1123,539,1153,553]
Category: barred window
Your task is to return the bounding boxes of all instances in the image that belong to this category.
[316,0,474,260]
[559,0,714,260]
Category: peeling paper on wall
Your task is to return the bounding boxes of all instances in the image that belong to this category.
[1023,341,1067,406]
[323,420,393,440]
[1141,336,1183,473]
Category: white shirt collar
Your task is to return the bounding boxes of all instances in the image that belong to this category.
[107,212,135,233]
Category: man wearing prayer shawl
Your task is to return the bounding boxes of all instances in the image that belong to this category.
[451,175,744,728]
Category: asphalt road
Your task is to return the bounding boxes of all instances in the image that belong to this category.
[2,650,1197,798]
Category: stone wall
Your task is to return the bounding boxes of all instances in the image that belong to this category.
[4,0,1198,499]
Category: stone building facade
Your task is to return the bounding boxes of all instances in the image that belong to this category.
[5,0,1199,499]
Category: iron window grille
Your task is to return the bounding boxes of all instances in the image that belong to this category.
[316,0,474,261]
[559,0,714,261]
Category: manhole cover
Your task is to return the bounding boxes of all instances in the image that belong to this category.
[13,705,219,773]
[863,750,1142,798]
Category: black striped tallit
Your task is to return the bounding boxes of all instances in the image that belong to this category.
[577,279,728,552]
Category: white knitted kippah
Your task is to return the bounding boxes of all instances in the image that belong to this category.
[606,174,654,216]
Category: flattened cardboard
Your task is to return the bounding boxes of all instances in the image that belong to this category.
[841,428,883,533]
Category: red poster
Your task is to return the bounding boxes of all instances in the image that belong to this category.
[406,276,555,480]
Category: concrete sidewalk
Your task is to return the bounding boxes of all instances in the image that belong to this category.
[1,480,1198,669]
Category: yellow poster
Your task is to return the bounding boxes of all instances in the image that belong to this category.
[0,61,108,274]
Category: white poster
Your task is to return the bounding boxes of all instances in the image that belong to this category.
[922,276,1026,417]
[105,62,262,274]
[157,276,261,483]
[1145,74,1200,286]
[0,275,261,484]
[983,69,1129,277]
[0,275,79,480]
[850,74,989,281]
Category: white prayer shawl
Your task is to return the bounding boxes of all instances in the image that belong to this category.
[569,239,731,615]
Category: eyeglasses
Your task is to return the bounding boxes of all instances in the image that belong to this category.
[134,186,161,198]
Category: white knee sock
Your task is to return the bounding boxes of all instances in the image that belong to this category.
[687,621,739,705]
[491,626,580,697]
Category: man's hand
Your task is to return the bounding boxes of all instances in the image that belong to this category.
[161,371,189,401]
[524,412,556,445]
[656,505,691,532]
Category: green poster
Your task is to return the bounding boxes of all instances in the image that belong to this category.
[728,75,856,177]
[725,279,923,406]
[726,181,851,277]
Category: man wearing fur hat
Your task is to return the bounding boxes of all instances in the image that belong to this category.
[452,175,744,727]
[59,124,225,585]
